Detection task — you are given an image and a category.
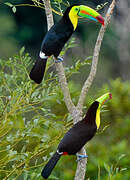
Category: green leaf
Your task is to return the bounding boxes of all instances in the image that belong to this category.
[20,46,25,56]
[120,168,127,172]
[101,124,110,133]
[49,174,59,179]
[118,154,126,161]
[4,2,13,7]
[104,163,110,173]
[75,60,81,70]
[12,6,16,13]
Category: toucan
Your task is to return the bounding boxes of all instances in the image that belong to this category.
[41,93,112,179]
[29,5,104,84]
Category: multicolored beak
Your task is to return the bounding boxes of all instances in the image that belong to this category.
[78,5,104,26]
[96,93,112,106]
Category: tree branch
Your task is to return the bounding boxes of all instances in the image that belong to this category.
[43,0,54,29]
[43,1,86,180]
[43,0,75,114]
[74,1,116,180]
[43,1,116,180]
[77,0,116,111]
[74,148,87,180]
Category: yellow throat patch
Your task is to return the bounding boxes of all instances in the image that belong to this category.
[69,7,79,30]
[96,108,101,129]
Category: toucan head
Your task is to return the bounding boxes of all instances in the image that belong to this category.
[65,5,104,30]
[96,93,112,107]
[95,93,112,129]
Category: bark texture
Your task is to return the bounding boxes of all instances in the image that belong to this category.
[44,0,75,114]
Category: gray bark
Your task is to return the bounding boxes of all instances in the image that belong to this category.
[77,0,116,111]
[43,0,75,114]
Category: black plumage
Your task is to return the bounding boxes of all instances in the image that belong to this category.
[41,6,74,57]
[29,4,104,84]
[30,57,47,84]
[41,101,99,179]
[41,152,61,179]
[30,6,75,84]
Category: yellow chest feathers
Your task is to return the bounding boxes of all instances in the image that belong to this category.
[96,108,101,129]
[69,9,78,31]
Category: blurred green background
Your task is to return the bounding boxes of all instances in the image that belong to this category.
[0,0,130,179]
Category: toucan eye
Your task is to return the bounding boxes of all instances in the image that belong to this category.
[75,8,79,11]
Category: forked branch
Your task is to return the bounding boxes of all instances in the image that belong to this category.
[43,1,116,180]
[77,0,116,111]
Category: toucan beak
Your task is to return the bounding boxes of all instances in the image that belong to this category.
[78,5,104,26]
[96,93,112,106]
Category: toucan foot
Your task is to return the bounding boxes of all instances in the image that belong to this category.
[76,153,88,161]
[55,57,64,63]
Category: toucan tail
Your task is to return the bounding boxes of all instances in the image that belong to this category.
[41,152,61,179]
[29,56,47,84]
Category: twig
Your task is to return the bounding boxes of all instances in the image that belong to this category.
[77,0,116,111]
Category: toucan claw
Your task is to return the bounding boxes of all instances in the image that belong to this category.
[55,57,64,63]
[76,153,88,161]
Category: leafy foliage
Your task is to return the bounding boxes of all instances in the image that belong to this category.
[0,1,130,179]
[0,48,64,179]
[0,47,129,179]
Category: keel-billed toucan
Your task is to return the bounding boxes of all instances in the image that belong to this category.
[30,5,104,84]
[41,93,112,179]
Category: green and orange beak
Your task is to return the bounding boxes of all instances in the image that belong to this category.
[78,5,104,26]
[96,93,112,106]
